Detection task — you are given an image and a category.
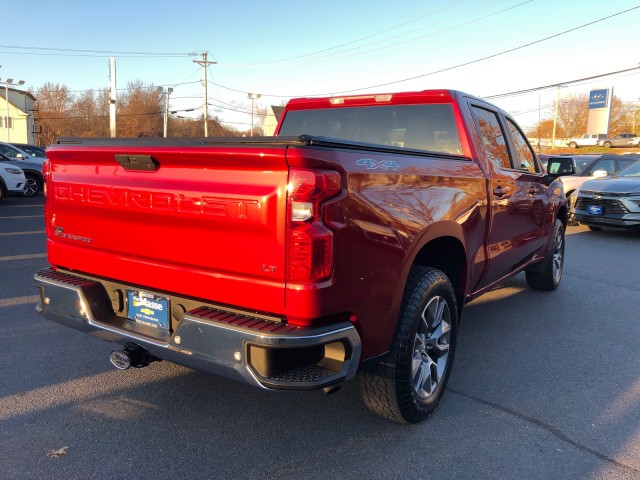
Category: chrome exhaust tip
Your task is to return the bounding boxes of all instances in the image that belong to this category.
[109,349,132,370]
[109,343,159,370]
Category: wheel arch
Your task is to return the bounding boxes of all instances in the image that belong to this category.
[398,221,468,318]
[557,204,568,227]
[411,236,466,314]
[21,168,44,182]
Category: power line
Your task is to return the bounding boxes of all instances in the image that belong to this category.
[32,80,203,95]
[484,66,640,100]
[237,0,468,66]
[0,45,195,58]
[213,5,640,99]
[322,5,640,95]
[282,1,534,66]
[37,105,203,121]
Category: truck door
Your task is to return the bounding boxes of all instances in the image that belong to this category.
[503,117,550,257]
[469,105,544,286]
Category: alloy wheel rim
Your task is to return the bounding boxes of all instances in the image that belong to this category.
[412,296,451,400]
[552,233,564,284]
[23,178,38,196]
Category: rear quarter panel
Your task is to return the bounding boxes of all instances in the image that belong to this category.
[285,145,487,359]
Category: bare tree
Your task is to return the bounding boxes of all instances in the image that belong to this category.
[527,93,640,141]
[34,83,75,145]
[117,80,163,137]
[608,97,638,134]
[71,89,109,137]
[555,93,589,139]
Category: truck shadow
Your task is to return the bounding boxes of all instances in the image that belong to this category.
[3,271,639,479]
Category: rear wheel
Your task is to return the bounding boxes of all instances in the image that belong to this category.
[603,141,612,148]
[526,219,565,291]
[23,174,41,197]
[568,142,578,148]
[0,184,4,203]
[358,266,458,423]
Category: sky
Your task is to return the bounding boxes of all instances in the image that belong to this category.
[2,0,640,131]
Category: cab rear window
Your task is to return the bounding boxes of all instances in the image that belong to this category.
[278,104,463,155]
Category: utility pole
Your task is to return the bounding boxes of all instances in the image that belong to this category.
[109,57,117,138]
[193,52,217,137]
[158,87,173,137]
[551,85,561,149]
[247,92,261,137]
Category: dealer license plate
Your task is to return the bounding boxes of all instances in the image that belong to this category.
[587,205,603,215]
[127,290,170,330]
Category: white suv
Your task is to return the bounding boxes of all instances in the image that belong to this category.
[566,134,607,148]
[0,161,26,202]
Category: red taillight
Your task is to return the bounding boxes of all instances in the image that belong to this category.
[287,169,341,283]
[42,160,50,200]
[288,223,333,282]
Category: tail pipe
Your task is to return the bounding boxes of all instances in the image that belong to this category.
[109,343,160,370]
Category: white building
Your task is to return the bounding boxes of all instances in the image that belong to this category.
[1,87,37,144]
[263,106,285,136]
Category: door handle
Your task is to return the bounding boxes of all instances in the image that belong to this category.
[493,186,507,197]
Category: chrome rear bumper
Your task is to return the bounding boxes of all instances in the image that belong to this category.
[34,268,361,390]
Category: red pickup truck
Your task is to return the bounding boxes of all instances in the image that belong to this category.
[34,90,573,423]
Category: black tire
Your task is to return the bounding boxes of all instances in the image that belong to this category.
[588,225,602,231]
[358,266,458,423]
[23,173,41,197]
[568,142,578,148]
[0,184,4,203]
[603,141,612,148]
[525,219,565,291]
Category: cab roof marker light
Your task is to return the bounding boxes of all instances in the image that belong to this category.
[329,94,392,105]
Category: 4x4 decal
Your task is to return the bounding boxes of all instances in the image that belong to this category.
[356,158,400,171]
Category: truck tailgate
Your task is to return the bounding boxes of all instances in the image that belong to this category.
[45,143,289,314]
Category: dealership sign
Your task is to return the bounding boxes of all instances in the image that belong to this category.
[589,89,609,109]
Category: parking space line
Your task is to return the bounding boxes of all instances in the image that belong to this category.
[12,205,44,208]
[0,295,40,307]
[0,253,47,261]
[0,231,45,236]
[0,215,44,219]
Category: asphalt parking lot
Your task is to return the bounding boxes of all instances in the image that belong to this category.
[1,194,639,480]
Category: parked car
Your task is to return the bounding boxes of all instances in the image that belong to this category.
[11,143,47,159]
[0,161,26,202]
[560,154,640,224]
[0,152,44,197]
[566,133,607,148]
[597,133,638,148]
[0,142,44,164]
[574,160,640,230]
[539,153,595,173]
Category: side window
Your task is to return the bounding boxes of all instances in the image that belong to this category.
[470,106,512,170]
[592,159,615,175]
[506,119,538,173]
[616,159,634,172]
